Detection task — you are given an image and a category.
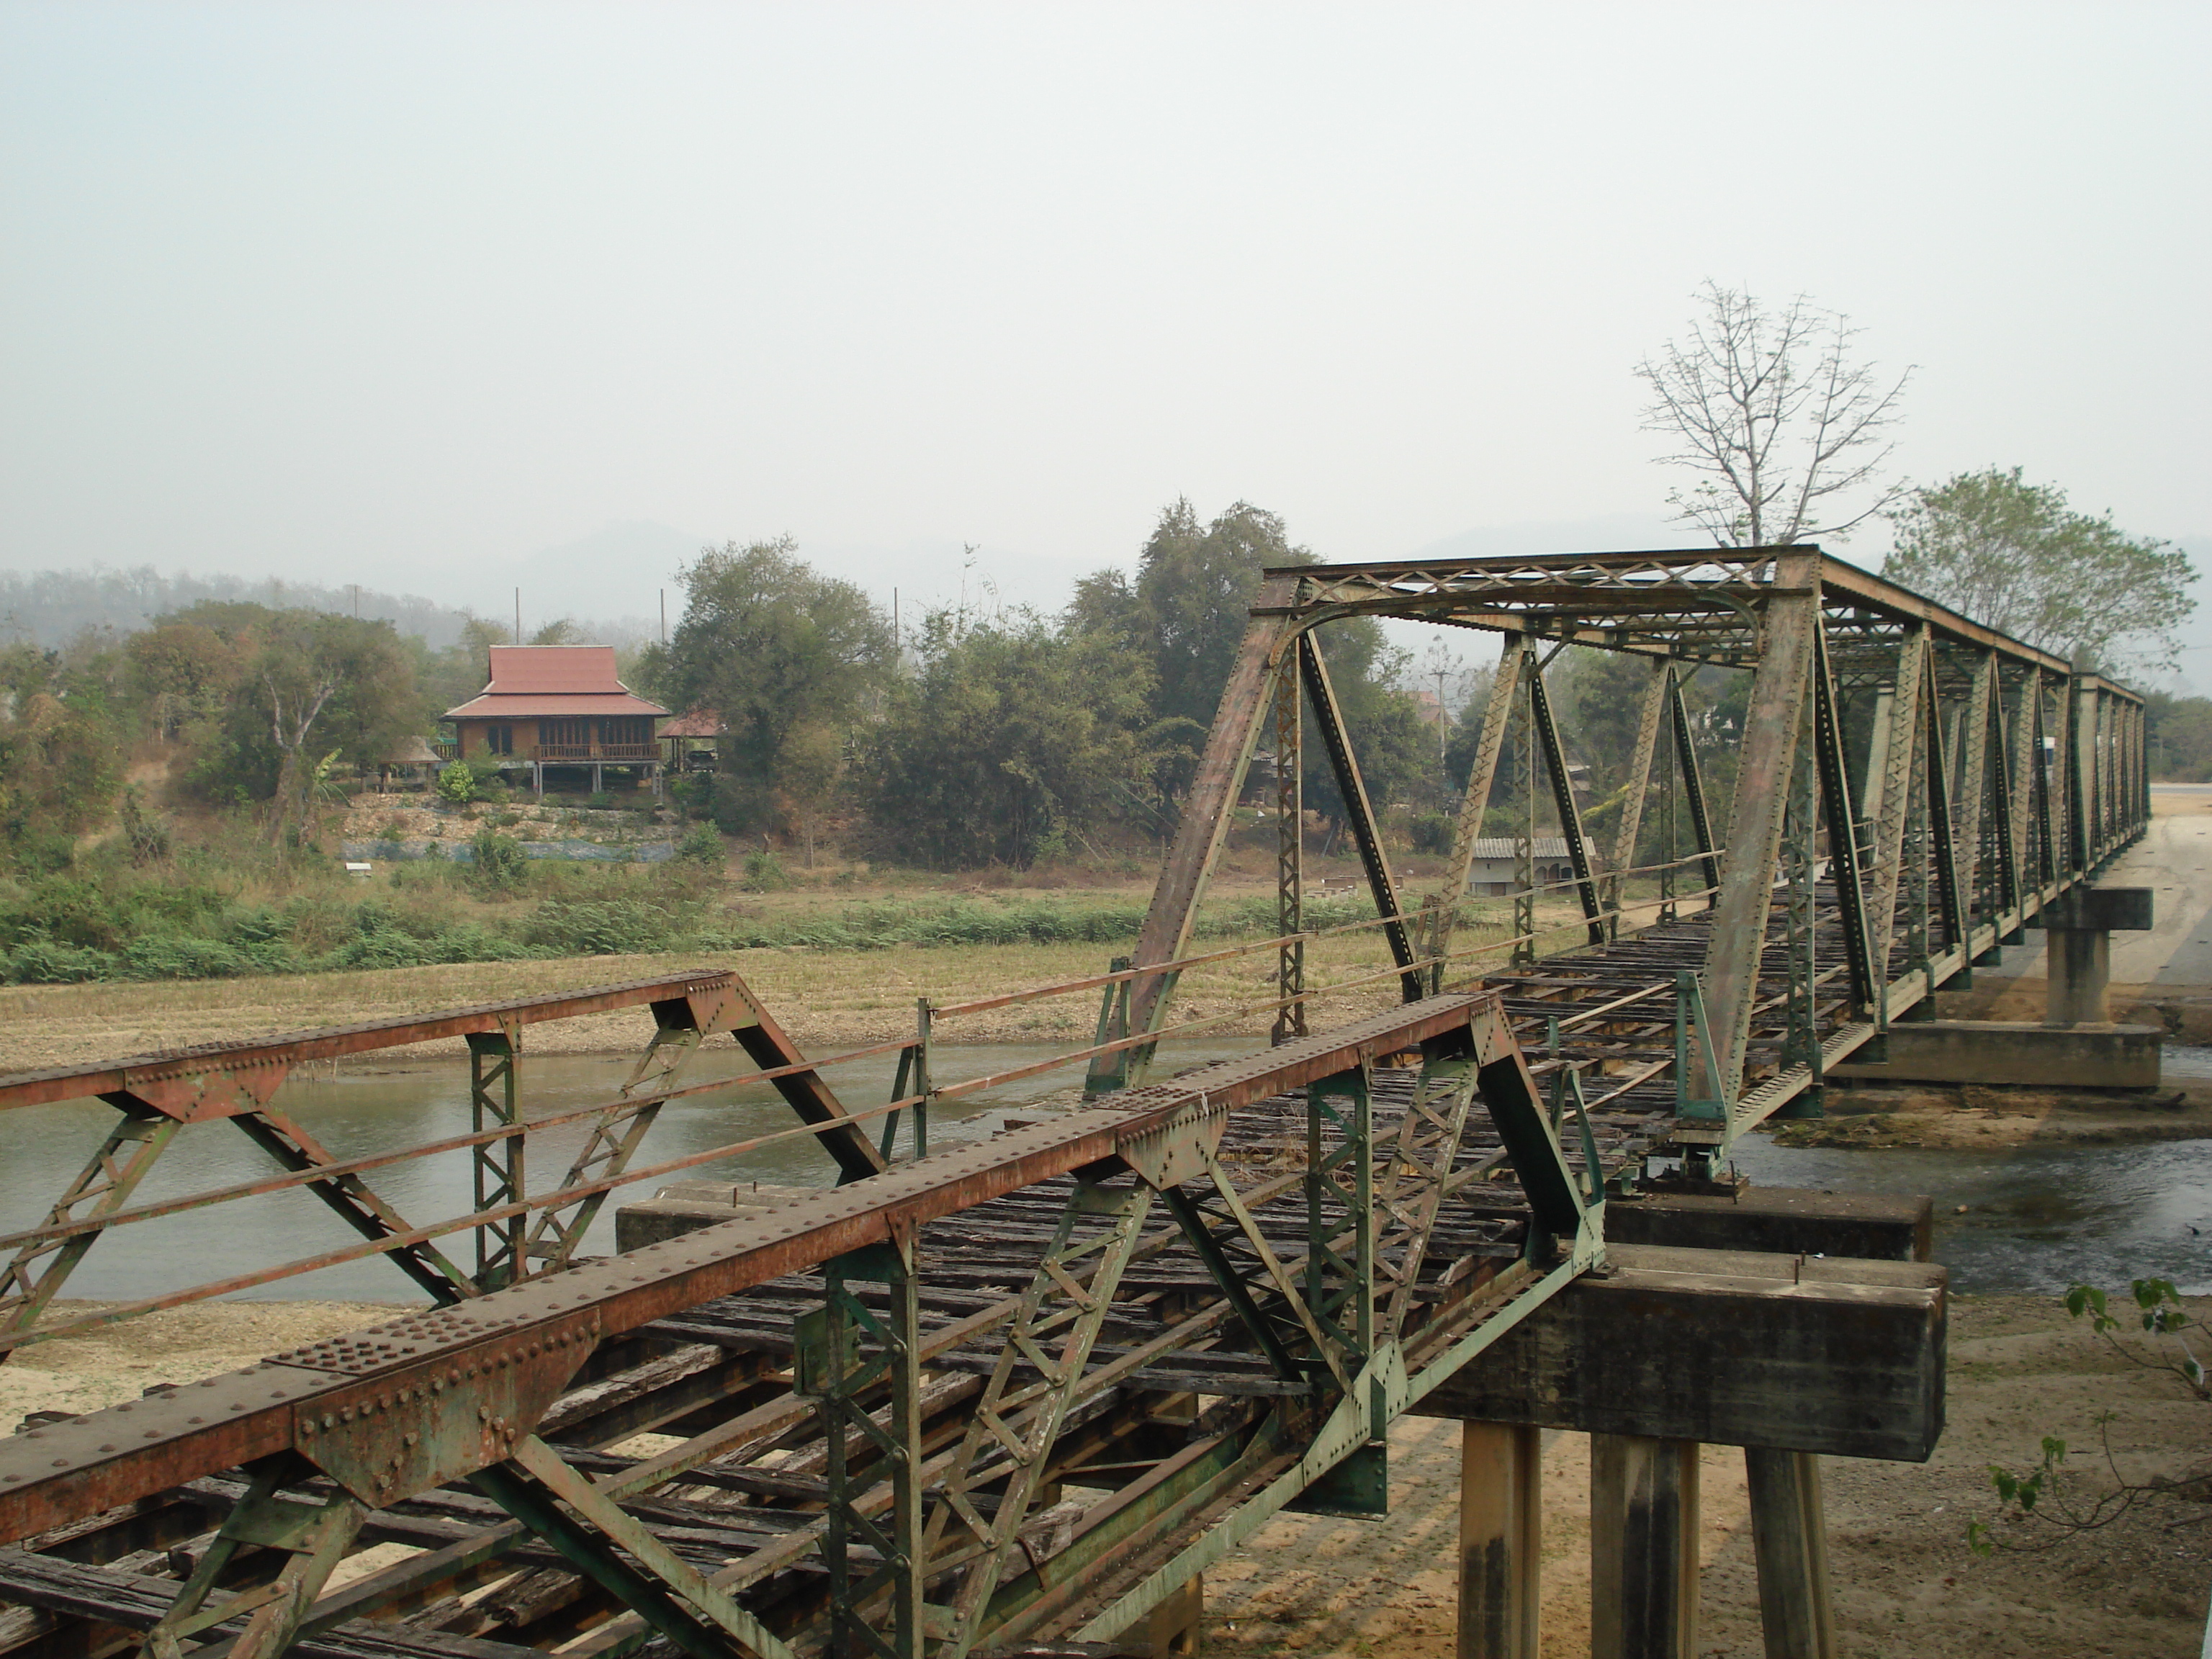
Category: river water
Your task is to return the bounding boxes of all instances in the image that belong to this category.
[6,1038,2206,1305]
[0,1038,1261,1305]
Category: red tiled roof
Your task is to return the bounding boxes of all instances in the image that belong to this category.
[445,692,668,719]
[442,645,669,720]
[658,709,721,737]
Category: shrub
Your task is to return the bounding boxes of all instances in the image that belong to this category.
[470,830,529,894]
[435,763,476,805]
[678,826,724,865]
[741,848,788,892]
[6,935,117,984]
[1409,812,1454,855]
[120,935,254,980]
[523,898,684,956]
[586,791,614,811]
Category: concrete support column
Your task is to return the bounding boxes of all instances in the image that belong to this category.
[1457,1422,1541,1659]
[1745,1449,1837,1659]
[2035,887,2151,1028]
[1590,1434,1699,1659]
[2046,925,2111,1025]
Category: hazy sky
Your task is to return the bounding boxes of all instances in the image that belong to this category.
[4,3,2208,646]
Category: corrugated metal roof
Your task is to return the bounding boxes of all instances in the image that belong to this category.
[1465,837,1573,859]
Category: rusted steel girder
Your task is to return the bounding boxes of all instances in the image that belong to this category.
[0,992,1506,1545]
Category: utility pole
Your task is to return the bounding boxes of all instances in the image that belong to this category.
[1433,660,1451,771]
[514,588,521,647]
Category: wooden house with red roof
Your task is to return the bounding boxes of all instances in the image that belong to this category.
[442,645,669,795]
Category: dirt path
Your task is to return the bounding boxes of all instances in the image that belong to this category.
[4,1293,2204,1657]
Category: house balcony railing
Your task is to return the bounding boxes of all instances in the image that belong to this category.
[530,744,660,763]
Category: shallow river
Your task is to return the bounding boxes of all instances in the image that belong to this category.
[4,1038,2206,1304]
[0,1038,1260,1304]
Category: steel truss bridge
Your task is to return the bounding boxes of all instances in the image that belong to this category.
[0,549,2146,1659]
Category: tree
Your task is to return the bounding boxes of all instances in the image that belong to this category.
[253,613,417,841]
[1637,280,1912,547]
[1883,467,2195,670]
[634,539,893,833]
[1125,499,1317,735]
[868,611,1177,868]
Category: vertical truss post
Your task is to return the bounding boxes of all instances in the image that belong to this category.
[1428,634,1526,978]
[1274,657,1308,1040]
[523,1002,709,1271]
[912,999,933,1160]
[1780,728,1822,1105]
[926,1177,1155,1658]
[1923,650,1965,958]
[799,1231,924,1659]
[1085,957,1134,1097]
[467,1028,523,1290]
[2067,675,2094,873]
[1373,1057,1481,1341]
[2031,681,2057,888]
[1097,580,1300,1092]
[1528,663,1605,947]
[1697,556,1818,1105]
[1866,626,1930,1004]
[1604,658,1672,943]
[1810,624,1874,1016]
[1659,683,1680,925]
[0,1101,181,1349]
[1992,673,2026,929]
[1300,631,1421,1000]
[1665,668,1720,907]
[1513,667,1538,966]
[146,1458,366,1659]
[1902,667,1933,985]
[1954,651,1997,938]
[1305,1067,1375,1386]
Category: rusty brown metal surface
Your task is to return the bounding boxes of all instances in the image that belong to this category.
[0,974,743,1114]
[0,992,1499,1543]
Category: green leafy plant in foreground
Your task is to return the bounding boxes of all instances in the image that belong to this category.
[1969,1278,2211,1555]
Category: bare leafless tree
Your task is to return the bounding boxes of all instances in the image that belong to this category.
[1637,281,1914,547]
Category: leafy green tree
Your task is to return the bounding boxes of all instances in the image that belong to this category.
[0,647,125,868]
[2145,691,2212,782]
[868,611,1175,867]
[1126,499,1316,736]
[1072,500,1425,831]
[1884,467,2195,670]
[635,539,893,834]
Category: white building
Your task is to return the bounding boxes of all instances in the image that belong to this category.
[1463,835,1577,896]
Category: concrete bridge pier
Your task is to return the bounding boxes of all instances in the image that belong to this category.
[1458,1423,1542,1659]
[1588,1434,1699,1659]
[1431,1205,1943,1659]
[2036,886,2152,1026]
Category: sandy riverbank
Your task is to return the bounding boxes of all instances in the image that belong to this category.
[1205,1291,2210,1659]
[4,1292,2203,1659]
